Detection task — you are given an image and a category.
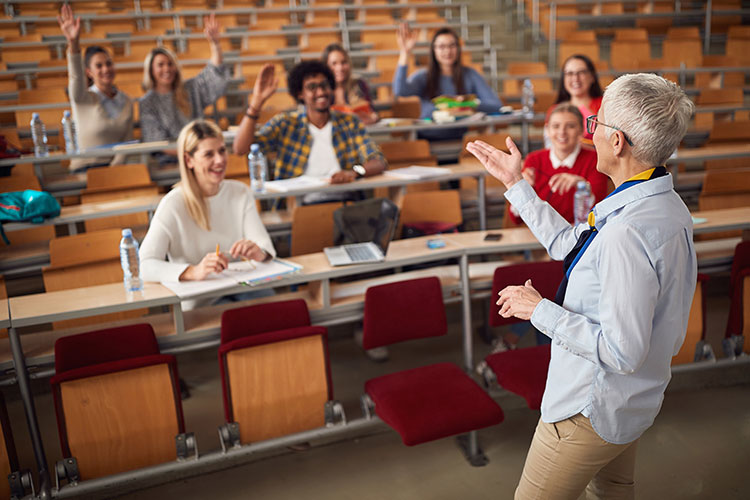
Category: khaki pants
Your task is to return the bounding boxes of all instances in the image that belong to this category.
[515,414,639,500]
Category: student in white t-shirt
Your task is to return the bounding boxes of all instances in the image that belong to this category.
[233,60,386,198]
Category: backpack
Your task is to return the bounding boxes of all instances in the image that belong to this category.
[0,190,61,244]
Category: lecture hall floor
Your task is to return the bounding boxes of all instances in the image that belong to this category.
[6,279,750,499]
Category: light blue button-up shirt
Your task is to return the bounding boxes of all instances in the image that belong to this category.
[505,173,697,444]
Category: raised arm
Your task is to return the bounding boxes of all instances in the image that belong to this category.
[233,64,278,155]
[57,4,81,53]
[204,12,223,67]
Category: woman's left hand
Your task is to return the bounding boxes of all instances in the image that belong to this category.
[204,12,221,44]
[496,279,543,321]
[230,239,266,262]
[549,173,585,194]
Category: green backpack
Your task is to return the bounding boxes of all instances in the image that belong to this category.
[0,190,60,244]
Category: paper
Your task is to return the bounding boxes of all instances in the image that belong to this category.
[264,176,328,192]
[161,259,302,298]
[384,166,451,180]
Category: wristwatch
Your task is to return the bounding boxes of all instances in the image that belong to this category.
[353,164,366,179]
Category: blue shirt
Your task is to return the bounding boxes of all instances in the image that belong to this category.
[392,65,502,119]
[506,173,697,444]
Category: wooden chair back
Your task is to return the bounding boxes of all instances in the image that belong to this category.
[225,334,329,443]
[636,1,673,34]
[378,139,436,168]
[504,62,552,96]
[662,38,703,68]
[389,97,422,119]
[707,120,750,144]
[610,40,651,70]
[695,88,747,130]
[43,229,145,328]
[0,175,55,246]
[290,202,342,256]
[58,363,179,479]
[694,56,745,88]
[400,189,462,226]
[698,169,750,240]
[80,164,158,232]
[225,153,249,179]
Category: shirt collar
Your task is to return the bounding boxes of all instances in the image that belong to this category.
[88,84,119,100]
[549,144,581,169]
[591,171,674,230]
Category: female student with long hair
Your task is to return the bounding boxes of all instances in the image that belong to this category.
[140,119,275,308]
[322,43,379,125]
[57,4,134,172]
[139,13,230,143]
[392,24,501,138]
[551,54,604,140]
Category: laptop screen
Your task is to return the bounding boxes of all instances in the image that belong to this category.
[333,198,400,255]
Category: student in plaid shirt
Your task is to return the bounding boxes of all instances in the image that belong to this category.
[233,60,386,190]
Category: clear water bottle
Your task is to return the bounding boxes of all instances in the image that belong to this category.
[61,110,78,154]
[247,143,267,193]
[573,180,594,226]
[120,228,143,292]
[521,78,535,115]
[30,112,49,157]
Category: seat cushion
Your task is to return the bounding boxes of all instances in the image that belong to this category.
[365,362,504,446]
[485,345,551,410]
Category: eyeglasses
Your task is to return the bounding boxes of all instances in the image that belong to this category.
[434,43,458,51]
[563,69,590,79]
[586,115,634,147]
[303,80,331,92]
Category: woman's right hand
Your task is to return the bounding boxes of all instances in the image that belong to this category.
[250,64,278,111]
[57,4,81,47]
[179,252,228,281]
[396,22,417,55]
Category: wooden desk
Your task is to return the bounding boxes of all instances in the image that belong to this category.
[691,207,750,236]
[669,143,750,164]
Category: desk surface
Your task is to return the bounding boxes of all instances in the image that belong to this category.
[691,207,750,235]
[669,143,750,163]
[9,282,178,328]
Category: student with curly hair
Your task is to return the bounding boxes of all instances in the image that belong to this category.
[233,60,385,196]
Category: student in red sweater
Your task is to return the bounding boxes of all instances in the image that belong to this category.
[509,103,608,226]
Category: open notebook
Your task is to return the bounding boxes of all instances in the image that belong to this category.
[160,259,302,299]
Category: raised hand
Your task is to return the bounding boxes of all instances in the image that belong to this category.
[396,22,417,54]
[203,12,221,45]
[57,4,81,46]
[229,239,266,262]
[465,137,524,189]
[496,279,543,321]
[250,64,278,110]
[180,252,228,281]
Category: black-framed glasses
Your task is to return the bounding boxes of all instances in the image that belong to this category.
[303,80,331,92]
[586,115,634,147]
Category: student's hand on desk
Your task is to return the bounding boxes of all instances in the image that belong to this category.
[181,252,229,281]
[549,173,585,194]
[466,138,523,189]
[230,239,266,262]
[330,171,358,184]
[496,279,543,321]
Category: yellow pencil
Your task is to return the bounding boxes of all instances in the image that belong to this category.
[215,243,220,256]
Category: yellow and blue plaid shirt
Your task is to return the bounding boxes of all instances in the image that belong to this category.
[255,109,385,180]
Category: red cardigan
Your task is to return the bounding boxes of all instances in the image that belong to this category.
[509,146,608,225]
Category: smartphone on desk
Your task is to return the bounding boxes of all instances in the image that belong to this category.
[484,233,502,242]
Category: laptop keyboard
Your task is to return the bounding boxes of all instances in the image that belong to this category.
[345,243,378,262]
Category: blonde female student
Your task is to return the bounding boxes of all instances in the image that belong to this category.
[140,119,275,308]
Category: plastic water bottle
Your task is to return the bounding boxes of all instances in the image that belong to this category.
[120,228,143,292]
[61,110,78,154]
[521,78,535,115]
[247,143,267,193]
[30,112,49,157]
[573,181,594,226]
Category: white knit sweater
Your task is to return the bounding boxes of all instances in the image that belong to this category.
[140,180,276,285]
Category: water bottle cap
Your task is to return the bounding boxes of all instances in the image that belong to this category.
[576,180,588,190]
[250,143,260,153]
[32,112,39,119]
[63,110,71,117]
[121,228,133,237]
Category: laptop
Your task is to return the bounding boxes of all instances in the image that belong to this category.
[324,199,399,266]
